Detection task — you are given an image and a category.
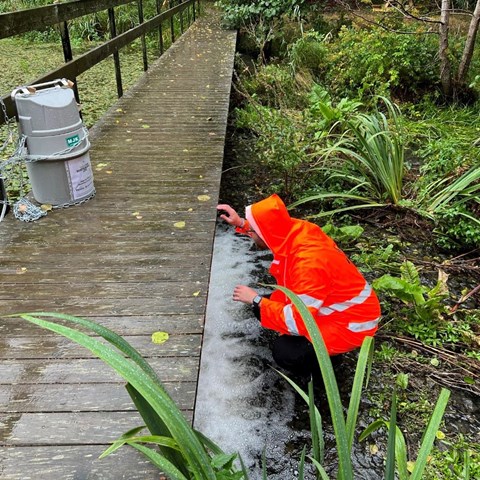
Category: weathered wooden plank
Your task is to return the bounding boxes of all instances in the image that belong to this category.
[0,267,210,284]
[0,445,160,480]
[0,281,209,300]
[0,315,203,337]
[0,356,199,384]
[0,445,163,480]
[0,411,193,446]
[0,381,196,412]
[0,334,202,359]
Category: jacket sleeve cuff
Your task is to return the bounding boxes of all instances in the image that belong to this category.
[235,219,251,235]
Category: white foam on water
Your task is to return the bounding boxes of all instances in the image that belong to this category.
[194,226,298,478]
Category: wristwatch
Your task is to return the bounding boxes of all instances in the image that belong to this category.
[252,295,262,308]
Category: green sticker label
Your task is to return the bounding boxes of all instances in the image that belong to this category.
[66,134,80,148]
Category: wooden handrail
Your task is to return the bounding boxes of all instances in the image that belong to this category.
[0,0,197,123]
[0,0,135,40]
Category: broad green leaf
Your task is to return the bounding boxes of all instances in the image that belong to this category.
[128,443,189,480]
[272,286,353,480]
[410,389,450,480]
[346,337,374,451]
[18,314,217,480]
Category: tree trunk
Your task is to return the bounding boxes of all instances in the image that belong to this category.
[457,0,480,84]
[439,0,452,97]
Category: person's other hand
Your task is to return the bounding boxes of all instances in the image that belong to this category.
[217,204,243,227]
[233,285,258,305]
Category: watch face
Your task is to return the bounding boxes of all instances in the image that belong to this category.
[253,295,262,306]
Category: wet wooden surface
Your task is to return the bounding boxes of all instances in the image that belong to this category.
[0,10,237,479]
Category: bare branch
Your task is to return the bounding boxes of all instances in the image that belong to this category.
[334,0,439,34]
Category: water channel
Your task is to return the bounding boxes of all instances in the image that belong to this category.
[194,225,388,479]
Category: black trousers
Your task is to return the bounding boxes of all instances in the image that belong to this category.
[271,334,342,379]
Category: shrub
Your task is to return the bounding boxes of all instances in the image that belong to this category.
[323,25,439,100]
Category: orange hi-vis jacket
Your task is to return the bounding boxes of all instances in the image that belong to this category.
[237,194,381,355]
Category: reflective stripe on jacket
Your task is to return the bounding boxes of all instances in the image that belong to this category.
[245,194,381,355]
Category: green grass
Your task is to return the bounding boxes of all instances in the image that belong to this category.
[0,36,161,128]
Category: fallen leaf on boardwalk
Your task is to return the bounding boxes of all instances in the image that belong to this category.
[183,149,189,152]
[126,138,132,142]
[208,132,216,136]
[193,291,201,297]
[115,120,119,124]
[142,124,150,129]
[116,108,123,112]
[151,331,169,344]
[40,204,52,211]
[137,118,143,121]
[106,170,113,174]
[199,175,203,179]
[96,163,108,170]
[135,215,142,219]
[197,195,210,202]
[188,208,193,212]
[132,211,140,216]
[174,221,185,228]
[16,267,27,274]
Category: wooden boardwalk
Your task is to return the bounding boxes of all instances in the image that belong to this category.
[0,11,237,479]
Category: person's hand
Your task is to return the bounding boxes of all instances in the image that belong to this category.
[233,285,258,305]
[217,204,244,228]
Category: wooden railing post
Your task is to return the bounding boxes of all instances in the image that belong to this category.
[179,0,184,33]
[137,0,148,71]
[170,0,175,43]
[108,6,123,98]
[59,20,80,104]
[155,0,164,55]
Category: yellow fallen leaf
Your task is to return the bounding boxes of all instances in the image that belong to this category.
[183,149,189,152]
[199,175,203,178]
[16,267,27,274]
[115,120,119,124]
[40,204,52,211]
[136,215,143,219]
[132,212,140,216]
[116,108,123,112]
[193,291,201,297]
[188,208,193,212]
[142,124,150,129]
[197,195,210,202]
[174,221,186,228]
[436,430,446,440]
[126,138,132,142]
[151,331,169,344]
[106,170,113,174]
[369,444,379,455]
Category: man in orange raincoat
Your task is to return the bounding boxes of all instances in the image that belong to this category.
[217,194,381,376]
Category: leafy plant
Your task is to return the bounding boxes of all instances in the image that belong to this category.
[291,97,405,217]
[373,261,449,323]
[11,312,245,479]
[359,376,451,480]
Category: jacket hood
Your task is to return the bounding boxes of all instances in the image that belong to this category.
[245,194,293,253]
